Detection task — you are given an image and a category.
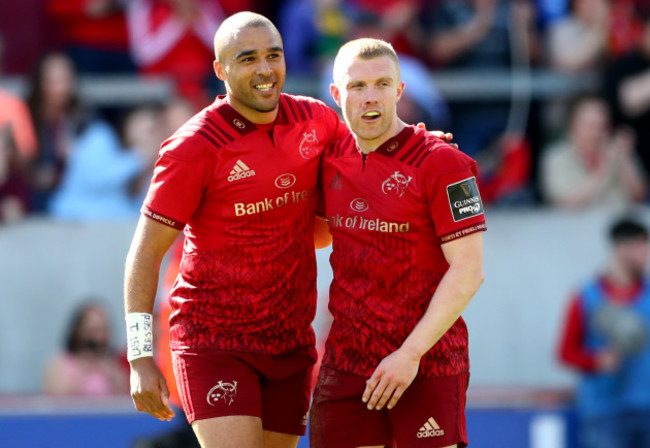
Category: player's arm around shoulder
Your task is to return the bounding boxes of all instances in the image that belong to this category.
[125,215,181,421]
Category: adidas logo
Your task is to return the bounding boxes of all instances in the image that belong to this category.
[228,160,256,182]
[328,172,342,189]
[417,417,444,438]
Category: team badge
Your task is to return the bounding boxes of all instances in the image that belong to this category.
[350,198,369,213]
[382,171,412,197]
[299,129,319,159]
[386,141,399,152]
[275,173,296,189]
[446,177,484,222]
[207,380,238,406]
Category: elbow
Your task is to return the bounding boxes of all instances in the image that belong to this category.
[473,268,485,294]
[461,266,484,299]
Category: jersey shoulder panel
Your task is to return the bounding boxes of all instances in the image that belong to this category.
[160,107,234,161]
[282,93,337,122]
[324,132,356,158]
[415,130,478,174]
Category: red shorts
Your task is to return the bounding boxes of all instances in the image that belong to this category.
[172,346,317,435]
[310,367,469,448]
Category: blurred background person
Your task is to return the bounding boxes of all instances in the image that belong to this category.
[279,0,353,76]
[0,33,38,162]
[547,0,610,74]
[120,104,164,207]
[26,52,93,213]
[605,13,650,181]
[557,216,650,448]
[540,94,647,208]
[46,0,135,74]
[421,0,542,178]
[126,0,252,107]
[43,301,129,396]
[0,124,32,224]
[47,105,150,221]
[548,0,644,75]
[0,32,36,223]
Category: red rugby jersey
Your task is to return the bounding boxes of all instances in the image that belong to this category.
[143,94,345,354]
[321,125,486,378]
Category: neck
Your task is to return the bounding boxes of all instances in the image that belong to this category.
[226,95,278,125]
[357,118,406,154]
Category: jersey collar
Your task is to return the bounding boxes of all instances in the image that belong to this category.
[214,95,287,136]
[370,125,415,157]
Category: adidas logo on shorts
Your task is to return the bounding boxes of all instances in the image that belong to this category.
[417,417,444,438]
[228,160,256,182]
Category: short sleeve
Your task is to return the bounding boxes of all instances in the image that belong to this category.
[141,137,212,229]
[425,146,486,243]
[319,101,349,144]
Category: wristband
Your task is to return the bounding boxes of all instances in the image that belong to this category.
[126,313,154,361]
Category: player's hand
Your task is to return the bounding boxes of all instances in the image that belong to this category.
[362,348,420,411]
[130,357,176,421]
[417,125,456,146]
[431,130,456,146]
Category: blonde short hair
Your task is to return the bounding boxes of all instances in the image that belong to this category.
[333,38,400,84]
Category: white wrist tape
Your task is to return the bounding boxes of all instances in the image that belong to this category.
[126,313,154,361]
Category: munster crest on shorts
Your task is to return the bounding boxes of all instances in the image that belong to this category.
[382,171,412,197]
[299,129,318,159]
[207,380,238,406]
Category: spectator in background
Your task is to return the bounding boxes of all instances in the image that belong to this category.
[120,104,164,205]
[48,106,146,222]
[605,14,650,179]
[126,0,252,107]
[348,0,424,56]
[422,0,541,158]
[279,0,353,75]
[549,0,643,74]
[557,216,650,448]
[0,126,32,223]
[540,95,646,208]
[547,0,610,74]
[0,33,36,222]
[47,0,135,73]
[43,302,129,396]
[0,33,38,161]
[26,52,87,213]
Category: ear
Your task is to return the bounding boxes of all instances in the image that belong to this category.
[396,81,405,103]
[213,60,226,81]
[330,84,342,108]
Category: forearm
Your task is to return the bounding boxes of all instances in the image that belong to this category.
[124,217,177,314]
[429,20,488,64]
[124,249,161,314]
[400,263,483,360]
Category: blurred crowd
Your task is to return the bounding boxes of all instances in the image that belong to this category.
[2,0,650,225]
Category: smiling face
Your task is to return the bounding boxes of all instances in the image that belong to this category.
[213,24,285,124]
[331,53,404,152]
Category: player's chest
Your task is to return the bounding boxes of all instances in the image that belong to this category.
[323,154,425,221]
[211,127,325,195]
